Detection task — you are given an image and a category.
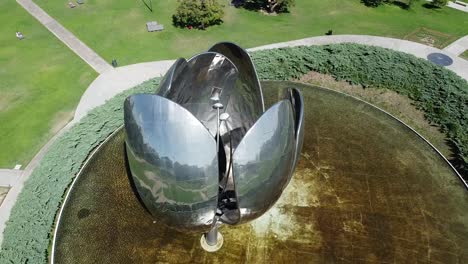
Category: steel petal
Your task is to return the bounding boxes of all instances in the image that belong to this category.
[231,100,295,223]
[124,94,218,231]
[157,58,189,96]
[157,52,239,137]
[209,42,265,151]
[284,87,305,173]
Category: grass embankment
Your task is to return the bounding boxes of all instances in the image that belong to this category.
[0,0,96,168]
[34,0,468,65]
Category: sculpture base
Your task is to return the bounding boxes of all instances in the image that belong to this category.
[200,231,223,252]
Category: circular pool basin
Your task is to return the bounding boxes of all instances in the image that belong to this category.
[52,81,468,263]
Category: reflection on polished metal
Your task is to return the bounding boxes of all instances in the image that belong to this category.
[124,43,304,247]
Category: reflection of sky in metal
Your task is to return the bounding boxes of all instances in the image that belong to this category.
[207,54,230,73]
[235,101,285,163]
[132,95,216,168]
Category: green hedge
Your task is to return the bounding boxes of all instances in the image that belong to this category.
[1,44,467,263]
[251,44,468,176]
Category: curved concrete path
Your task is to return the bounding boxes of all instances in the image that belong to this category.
[2,34,468,244]
[444,35,468,56]
[73,60,175,121]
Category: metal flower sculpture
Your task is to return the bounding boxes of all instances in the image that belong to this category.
[124,42,304,249]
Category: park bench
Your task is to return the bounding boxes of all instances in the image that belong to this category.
[146,21,164,32]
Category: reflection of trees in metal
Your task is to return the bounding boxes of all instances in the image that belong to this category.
[124,42,304,232]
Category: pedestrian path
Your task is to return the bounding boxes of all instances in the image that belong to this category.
[0,170,23,187]
[73,60,175,121]
[443,35,468,56]
[447,1,468,12]
[16,0,112,73]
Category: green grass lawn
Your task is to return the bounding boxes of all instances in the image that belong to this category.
[0,1,96,168]
[34,0,468,65]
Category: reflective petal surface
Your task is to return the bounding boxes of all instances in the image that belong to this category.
[209,42,265,151]
[157,58,189,96]
[124,94,219,231]
[157,52,239,137]
[288,88,305,172]
[232,100,295,223]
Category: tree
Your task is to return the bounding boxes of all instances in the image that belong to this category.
[244,0,295,13]
[361,0,414,8]
[173,0,224,29]
[431,0,448,7]
[361,0,384,7]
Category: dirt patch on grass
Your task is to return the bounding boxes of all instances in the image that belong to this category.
[0,91,25,112]
[0,96,12,112]
[49,111,74,135]
[297,71,453,158]
[404,27,457,49]
[461,50,468,60]
[0,187,9,206]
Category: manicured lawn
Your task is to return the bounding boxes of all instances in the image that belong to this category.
[34,0,468,65]
[0,1,96,168]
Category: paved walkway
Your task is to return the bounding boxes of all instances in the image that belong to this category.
[74,60,175,121]
[444,35,468,56]
[0,170,23,187]
[447,1,468,12]
[16,0,112,73]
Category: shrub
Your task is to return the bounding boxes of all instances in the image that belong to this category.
[243,0,295,13]
[361,0,413,8]
[172,0,224,29]
[431,0,449,7]
[362,0,385,7]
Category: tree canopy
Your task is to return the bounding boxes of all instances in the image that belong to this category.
[244,0,295,13]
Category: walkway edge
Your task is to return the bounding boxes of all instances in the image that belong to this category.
[16,0,112,73]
